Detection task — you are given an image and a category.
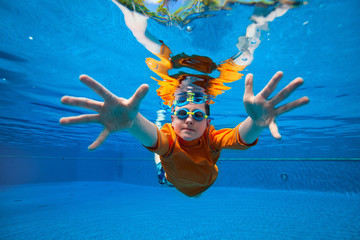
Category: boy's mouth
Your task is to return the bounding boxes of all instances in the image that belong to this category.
[182,128,195,132]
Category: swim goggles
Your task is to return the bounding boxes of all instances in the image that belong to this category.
[172,108,212,121]
[173,92,208,107]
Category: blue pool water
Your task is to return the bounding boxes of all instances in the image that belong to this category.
[1,182,359,239]
[1,0,360,239]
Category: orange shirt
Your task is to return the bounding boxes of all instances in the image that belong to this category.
[146,123,257,197]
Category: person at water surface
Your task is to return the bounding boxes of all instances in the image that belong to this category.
[113,0,307,27]
[59,72,309,197]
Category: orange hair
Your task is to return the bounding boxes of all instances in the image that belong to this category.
[146,42,246,106]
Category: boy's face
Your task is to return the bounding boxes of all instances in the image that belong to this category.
[171,103,210,141]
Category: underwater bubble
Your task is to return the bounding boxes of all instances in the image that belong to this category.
[157,109,166,114]
[29,36,33,40]
[186,26,193,32]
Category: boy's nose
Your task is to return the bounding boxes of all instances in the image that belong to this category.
[185,115,194,124]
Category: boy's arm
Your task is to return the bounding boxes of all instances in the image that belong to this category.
[112,0,162,54]
[238,71,309,144]
[129,113,158,148]
[60,75,157,150]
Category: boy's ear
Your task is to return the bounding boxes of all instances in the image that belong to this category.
[206,119,211,126]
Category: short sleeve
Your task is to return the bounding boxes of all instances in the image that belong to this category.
[144,124,173,156]
[209,123,258,151]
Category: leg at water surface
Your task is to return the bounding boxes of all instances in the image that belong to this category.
[233,3,293,66]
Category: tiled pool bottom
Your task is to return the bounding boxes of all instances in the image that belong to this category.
[1,182,359,240]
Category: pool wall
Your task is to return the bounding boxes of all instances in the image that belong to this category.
[1,154,359,193]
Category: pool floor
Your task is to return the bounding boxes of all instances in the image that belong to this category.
[1,182,359,240]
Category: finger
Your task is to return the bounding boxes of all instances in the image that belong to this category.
[128,84,149,108]
[269,121,281,139]
[243,73,254,100]
[61,96,103,111]
[59,114,100,125]
[269,77,304,106]
[79,75,114,101]
[259,71,283,99]
[88,128,110,150]
[275,96,309,116]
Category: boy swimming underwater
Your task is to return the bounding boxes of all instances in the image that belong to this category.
[59,1,309,197]
[60,71,308,197]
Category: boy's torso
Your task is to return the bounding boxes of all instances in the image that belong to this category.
[151,123,253,197]
[160,127,220,197]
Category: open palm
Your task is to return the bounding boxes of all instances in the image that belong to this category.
[60,75,149,150]
[243,71,309,139]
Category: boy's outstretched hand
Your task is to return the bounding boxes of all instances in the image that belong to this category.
[60,75,149,150]
[243,71,309,139]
